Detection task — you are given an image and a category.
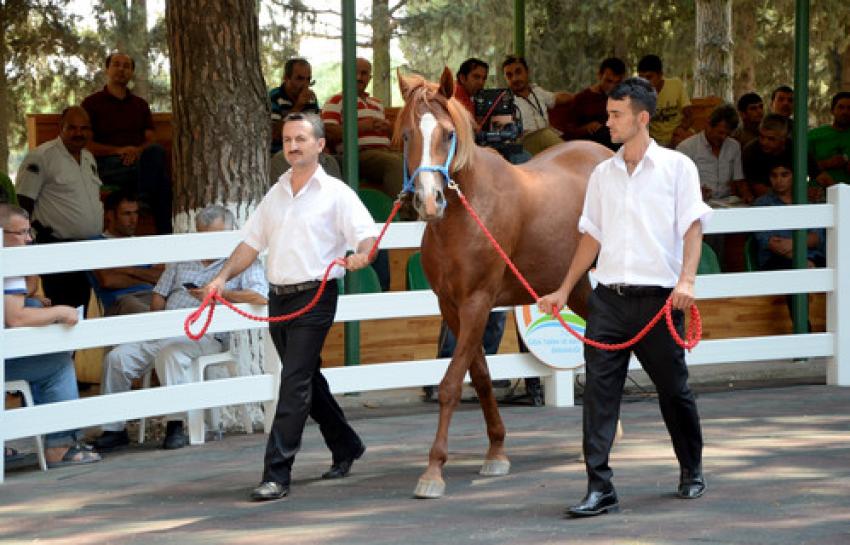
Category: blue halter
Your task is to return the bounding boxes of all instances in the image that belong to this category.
[401,131,457,194]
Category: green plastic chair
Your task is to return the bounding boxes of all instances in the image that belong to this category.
[358,188,396,222]
[697,242,721,275]
[406,252,431,291]
[743,236,759,272]
[340,264,383,294]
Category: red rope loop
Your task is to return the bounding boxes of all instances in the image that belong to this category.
[452,188,702,352]
[184,200,403,341]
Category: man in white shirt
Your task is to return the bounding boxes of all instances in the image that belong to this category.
[501,55,573,156]
[204,112,379,502]
[538,78,712,517]
[16,106,104,312]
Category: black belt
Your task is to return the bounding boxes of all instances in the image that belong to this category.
[269,280,322,295]
[600,283,671,297]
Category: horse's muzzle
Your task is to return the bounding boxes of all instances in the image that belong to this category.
[413,186,446,220]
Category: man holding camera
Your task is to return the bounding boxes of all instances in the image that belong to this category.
[502,55,573,156]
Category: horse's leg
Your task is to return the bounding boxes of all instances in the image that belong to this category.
[414,298,490,499]
[468,344,510,476]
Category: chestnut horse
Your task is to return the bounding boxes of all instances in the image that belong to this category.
[397,68,612,498]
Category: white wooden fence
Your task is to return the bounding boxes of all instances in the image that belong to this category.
[2,184,848,482]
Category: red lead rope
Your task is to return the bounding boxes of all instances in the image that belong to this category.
[183,200,402,341]
[451,187,701,352]
[185,190,701,352]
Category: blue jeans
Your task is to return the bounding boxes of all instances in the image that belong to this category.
[5,299,81,447]
[437,311,507,358]
[97,144,173,234]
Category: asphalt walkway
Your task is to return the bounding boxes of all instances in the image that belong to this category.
[1,384,849,545]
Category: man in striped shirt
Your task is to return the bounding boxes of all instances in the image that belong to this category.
[321,57,404,199]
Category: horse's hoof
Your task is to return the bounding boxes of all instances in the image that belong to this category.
[413,478,445,499]
[479,459,511,476]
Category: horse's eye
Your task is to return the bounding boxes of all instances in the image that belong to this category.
[445,131,455,142]
[402,131,410,142]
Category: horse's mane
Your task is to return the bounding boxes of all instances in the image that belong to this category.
[393,74,477,173]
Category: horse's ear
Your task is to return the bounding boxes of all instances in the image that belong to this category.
[398,68,414,101]
[438,66,454,100]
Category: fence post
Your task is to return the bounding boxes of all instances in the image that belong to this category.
[827,184,849,386]
[544,367,575,408]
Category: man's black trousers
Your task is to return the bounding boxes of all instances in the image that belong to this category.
[262,282,363,485]
[582,284,703,491]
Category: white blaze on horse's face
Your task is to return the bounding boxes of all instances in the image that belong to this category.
[413,112,447,220]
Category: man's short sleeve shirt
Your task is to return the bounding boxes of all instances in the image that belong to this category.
[649,77,690,147]
[515,85,554,134]
[321,93,391,149]
[15,137,103,239]
[676,131,743,200]
[81,87,154,147]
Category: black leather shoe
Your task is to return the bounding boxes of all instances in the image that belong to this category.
[93,430,130,451]
[565,488,619,517]
[322,443,366,479]
[162,421,187,450]
[250,481,289,501]
[678,467,706,499]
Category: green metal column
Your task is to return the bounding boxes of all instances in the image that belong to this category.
[791,0,809,334]
[514,0,525,56]
[342,0,361,366]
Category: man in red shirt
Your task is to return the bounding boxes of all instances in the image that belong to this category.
[454,58,488,117]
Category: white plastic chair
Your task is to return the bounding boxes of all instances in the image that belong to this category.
[4,380,48,471]
[137,351,254,445]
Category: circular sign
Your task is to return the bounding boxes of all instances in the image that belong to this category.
[515,304,587,369]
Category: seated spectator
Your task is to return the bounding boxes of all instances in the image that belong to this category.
[92,205,268,451]
[562,57,626,150]
[267,58,342,183]
[0,171,17,204]
[732,92,764,148]
[321,57,405,200]
[808,91,850,189]
[2,204,102,468]
[82,52,172,234]
[90,190,164,316]
[753,159,825,270]
[501,55,573,155]
[637,54,693,148]
[677,104,745,204]
[16,106,104,313]
[742,113,792,201]
[770,85,794,122]
[454,57,489,116]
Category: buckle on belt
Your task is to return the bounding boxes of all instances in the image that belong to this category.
[608,283,626,296]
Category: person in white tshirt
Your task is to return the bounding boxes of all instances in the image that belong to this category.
[204,112,379,502]
[538,77,712,517]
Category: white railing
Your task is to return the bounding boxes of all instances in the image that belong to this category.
[2,184,848,482]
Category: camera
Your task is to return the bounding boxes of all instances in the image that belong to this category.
[473,89,522,146]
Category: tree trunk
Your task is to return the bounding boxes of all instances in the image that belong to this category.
[694,0,734,102]
[371,0,391,105]
[0,11,9,174]
[733,0,757,98]
[129,0,151,99]
[841,42,850,92]
[166,0,270,430]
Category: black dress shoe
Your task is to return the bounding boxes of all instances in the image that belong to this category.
[250,481,289,501]
[565,488,619,517]
[322,443,366,479]
[678,467,706,499]
[93,430,130,451]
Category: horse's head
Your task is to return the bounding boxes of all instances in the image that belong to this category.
[396,67,475,221]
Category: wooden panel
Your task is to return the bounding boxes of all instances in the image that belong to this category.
[26,112,173,152]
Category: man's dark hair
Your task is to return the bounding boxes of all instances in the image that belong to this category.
[736,92,763,113]
[770,85,793,101]
[831,91,850,110]
[760,113,790,134]
[637,54,663,74]
[457,58,489,80]
[0,203,29,227]
[105,52,135,70]
[284,112,324,139]
[599,57,626,76]
[708,104,740,130]
[768,154,793,173]
[501,55,528,71]
[284,58,311,79]
[609,77,657,117]
[104,189,139,213]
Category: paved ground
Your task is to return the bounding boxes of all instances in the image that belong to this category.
[2,384,849,545]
